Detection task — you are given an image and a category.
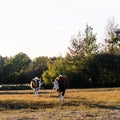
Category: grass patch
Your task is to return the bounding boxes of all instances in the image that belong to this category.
[0,88,120,111]
[0,88,120,119]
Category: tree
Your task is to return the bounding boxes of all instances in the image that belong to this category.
[87,53,120,87]
[12,52,31,72]
[2,52,31,84]
[67,24,98,74]
[68,24,98,59]
[84,24,98,56]
[42,56,67,84]
[32,56,50,77]
[0,56,7,83]
[65,24,98,88]
[104,18,120,54]
[68,31,84,59]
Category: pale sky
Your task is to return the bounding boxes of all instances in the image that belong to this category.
[0,0,120,59]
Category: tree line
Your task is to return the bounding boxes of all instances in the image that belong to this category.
[0,18,120,88]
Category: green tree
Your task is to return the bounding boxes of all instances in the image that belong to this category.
[87,54,120,87]
[12,52,31,72]
[2,52,31,84]
[32,56,50,77]
[0,56,7,83]
[42,56,67,84]
[84,24,98,56]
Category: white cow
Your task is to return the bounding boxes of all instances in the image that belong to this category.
[30,77,43,96]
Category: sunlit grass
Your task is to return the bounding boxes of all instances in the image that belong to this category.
[0,88,120,111]
[0,88,120,119]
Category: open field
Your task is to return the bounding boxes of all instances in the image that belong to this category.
[0,88,120,120]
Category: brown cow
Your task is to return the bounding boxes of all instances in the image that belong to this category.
[52,75,68,101]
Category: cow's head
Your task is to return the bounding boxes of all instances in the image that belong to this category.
[52,75,63,90]
[53,79,59,90]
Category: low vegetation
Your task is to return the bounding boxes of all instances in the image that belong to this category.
[0,88,120,119]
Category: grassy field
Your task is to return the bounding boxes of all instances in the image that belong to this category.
[0,88,120,120]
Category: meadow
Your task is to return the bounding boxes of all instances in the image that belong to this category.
[0,88,120,120]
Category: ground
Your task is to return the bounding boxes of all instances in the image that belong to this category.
[0,88,120,120]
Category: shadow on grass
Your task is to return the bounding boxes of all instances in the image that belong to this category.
[84,101,120,110]
[0,90,51,95]
[0,98,119,111]
[63,99,120,110]
[63,98,120,110]
[0,101,58,111]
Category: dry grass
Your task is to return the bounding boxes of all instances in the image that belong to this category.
[0,88,120,120]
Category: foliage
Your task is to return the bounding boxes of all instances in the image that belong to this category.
[0,53,50,84]
[85,54,120,87]
[42,57,67,84]
[1,52,31,84]
[68,24,98,59]
[104,18,120,54]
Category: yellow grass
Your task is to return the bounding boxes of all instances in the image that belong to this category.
[0,88,120,120]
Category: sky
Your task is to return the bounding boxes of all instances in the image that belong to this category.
[0,0,120,59]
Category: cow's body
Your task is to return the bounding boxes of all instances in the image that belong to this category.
[30,77,43,96]
[53,75,68,101]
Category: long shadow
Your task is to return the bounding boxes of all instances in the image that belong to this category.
[82,100,120,110]
[63,98,120,110]
[0,90,51,95]
[0,97,120,111]
[0,100,59,110]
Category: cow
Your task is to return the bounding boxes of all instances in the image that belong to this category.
[30,77,43,96]
[52,75,68,101]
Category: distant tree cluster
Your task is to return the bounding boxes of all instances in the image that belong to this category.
[0,18,120,88]
[0,52,50,84]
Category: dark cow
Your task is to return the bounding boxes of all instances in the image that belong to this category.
[52,75,68,101]
[30,77,43,96]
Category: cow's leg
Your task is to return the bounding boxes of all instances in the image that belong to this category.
[60,95,64,101]
[34,88,38,96]
[32,89,34,94]
[33,89,36,95]
[36,88,39,96]
[60,90,65,101]
[35,89,37,96]
[36,91,38,95]
[57,92,61,101]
